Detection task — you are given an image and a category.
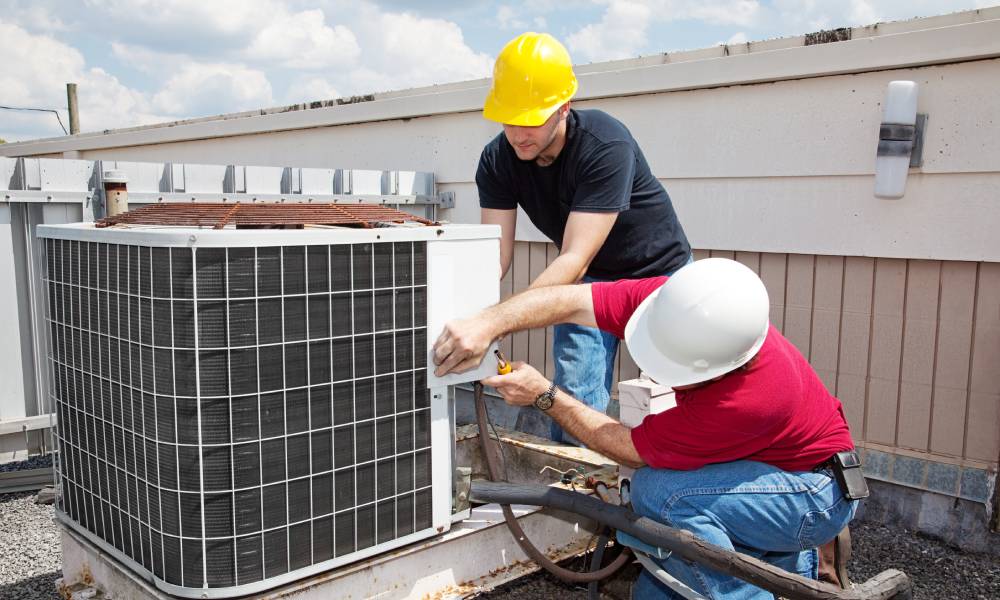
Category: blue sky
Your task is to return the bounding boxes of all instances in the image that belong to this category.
[0,0,993,142]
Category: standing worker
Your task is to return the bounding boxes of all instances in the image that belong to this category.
[432,258,864,598]
[477,32,691,442]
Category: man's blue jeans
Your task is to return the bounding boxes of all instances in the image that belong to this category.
[629,460,858,599]
[550,256,692,443]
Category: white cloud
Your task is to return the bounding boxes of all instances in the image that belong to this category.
[685,0,761,26]
[283,76,342,105]
[152,63,274,116]
[848,0,881,24]
[6,3,72,32]
[497,5,527,29]
[245,9,360,69]
[567,2,654,62]
[343,7,493,93]
[110,42,188,75]
[3,1,500,140]
[726,31,748,44]
[567,1,764,62]
[0,20,167,140]
[84,0,278,37]
[766,0,984,35]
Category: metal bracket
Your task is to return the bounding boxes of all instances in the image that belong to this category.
[877,113,927,168]
[910,113,927,168]
[111,192,453,206]
[1,190,94,205]
[453,466,472,514]
[436,191,455,209]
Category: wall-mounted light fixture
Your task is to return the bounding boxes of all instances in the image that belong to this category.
[874,80,927,199]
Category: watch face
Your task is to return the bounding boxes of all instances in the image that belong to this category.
[535,391,554,411]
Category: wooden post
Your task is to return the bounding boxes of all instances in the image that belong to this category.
[66,83,79,134]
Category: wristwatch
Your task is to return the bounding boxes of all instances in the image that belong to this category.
[534,382,557,412]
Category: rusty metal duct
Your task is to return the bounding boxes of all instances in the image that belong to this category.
[95,202,438,229]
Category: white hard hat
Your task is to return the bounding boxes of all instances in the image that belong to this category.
[624,258,770,387]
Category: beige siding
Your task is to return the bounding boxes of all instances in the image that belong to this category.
[897,261,940,451]
[759,253,787,331]
[930,262,977,456]
[811,256,844,393]
[507,242,999,466]
[867,259,907,446]
[967,262,1000,462]
[837,257,876,442]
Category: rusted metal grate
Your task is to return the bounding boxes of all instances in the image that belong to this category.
[95,202,437,229]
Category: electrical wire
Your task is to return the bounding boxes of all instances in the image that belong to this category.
[0,105,69,135]
[481,391,510,481]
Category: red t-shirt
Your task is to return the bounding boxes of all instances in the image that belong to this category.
[592,277,854,472]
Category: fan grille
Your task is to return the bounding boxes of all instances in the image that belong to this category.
[46,237,433,589]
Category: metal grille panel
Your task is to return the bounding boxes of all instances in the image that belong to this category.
[45,237,432,591]
[94,202,437,229]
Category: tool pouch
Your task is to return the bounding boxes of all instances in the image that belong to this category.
[831,450,870,500]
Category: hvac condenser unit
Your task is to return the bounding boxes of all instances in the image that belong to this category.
[38,221,499,598]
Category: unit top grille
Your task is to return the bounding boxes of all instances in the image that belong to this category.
[95,203,437,230]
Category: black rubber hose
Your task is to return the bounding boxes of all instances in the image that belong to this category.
[471,480,913,600]
[473,382,631,584]
[588,529,612,600]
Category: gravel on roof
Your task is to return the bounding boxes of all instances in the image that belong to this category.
[0,491,61,600]
[0,471,997,600]
[475,521,1000,599]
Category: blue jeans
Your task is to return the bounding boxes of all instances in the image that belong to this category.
[629,461,858,599]
[550,255,693,443]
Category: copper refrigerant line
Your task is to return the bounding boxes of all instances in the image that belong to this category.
[95,202,437,229]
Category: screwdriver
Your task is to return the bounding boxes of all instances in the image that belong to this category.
[494,349,512,375]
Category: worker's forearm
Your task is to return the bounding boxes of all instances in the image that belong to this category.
[528,253,589,289]
[480,284,596,339]
[499,234,514,279]
[548,391,645,468]
[481,208,516,279]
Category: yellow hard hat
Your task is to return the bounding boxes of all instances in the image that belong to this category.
[483,32,578,126]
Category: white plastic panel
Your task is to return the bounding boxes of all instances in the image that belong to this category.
[425,236,502,387]
[106,161,166,193]
[244,165,283,193]
[39,158,95,191]
[396,171,434,196]
[182,164,227,193]
[0,158,17,189]
[349,170,384,195]
[299,168,337,194]
[0,204,27,421]
[21,159,42,190]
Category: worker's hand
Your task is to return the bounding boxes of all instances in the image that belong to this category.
[432,316,496,377]
[481,362,550,407]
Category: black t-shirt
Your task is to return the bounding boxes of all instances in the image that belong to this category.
[476,109,690,279]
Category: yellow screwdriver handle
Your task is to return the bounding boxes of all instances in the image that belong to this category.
[494,349,512,375]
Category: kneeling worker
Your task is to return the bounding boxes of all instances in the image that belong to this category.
[432,258,864,599]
